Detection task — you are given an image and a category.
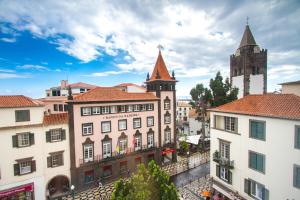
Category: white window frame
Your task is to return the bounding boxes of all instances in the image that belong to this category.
[92,107,101,115]
[50,129,62,142]
[102,106,110,114]
[147,117,154,127]
[19,161,31,174]
[82,107,91,116]
[133,118,141,129]
[120,105,126,113]
[82,123,93,135]
[250,180,264,200]
[135,136,142,151]
[220,142,230,160]
[220,166,229,181]
[164,130,171,144]
[103,142,111,158]
[118,120,127,131]
[101,121,111,133]
[147,133,154,148]
[119,139,127,154]
[147,104,153,111]
[134,105,140,111]
[164,115,171,124]
[140,105,146,111]
[164,101,170,110]
[51,154,61,167]
[83,144,93,163]
[225,117,236,132]
[18,133,30,147]
[110,106,118,114]
[127,105,134,112]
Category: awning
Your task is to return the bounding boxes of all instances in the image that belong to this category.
[0,183,34,198]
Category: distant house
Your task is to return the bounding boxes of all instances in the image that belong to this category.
[279,80,300,96]
[188,109,210,137]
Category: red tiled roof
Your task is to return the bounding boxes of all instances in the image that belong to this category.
[67,82,97,89]
[43,113,68,125]
[210,94,300,120]
[70,87,158,102]
[0,95,44,108]
[148,50,175,82]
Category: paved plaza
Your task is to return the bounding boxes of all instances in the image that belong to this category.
[62,151,210,200]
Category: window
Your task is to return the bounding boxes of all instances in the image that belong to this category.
[127,105,134,112]
[83,144,93,163]
[18,133,30,147]
[250,180,264,200]
[164,113,171,124]
[225,117,237,132]
[101,121,111,133]
[92,107,101,115]
[103,141,111,158]
[103,165,112,178]
[220,166,229,181]
[133,118,141,129]
[179,108,182,111]
[147,104,153,111]
[119,139,127,154]
[220,141,230,160]
[164,129,171,144]
[249,151,265,173]
[135,136,142,151]
[63,104,68,112]
[59,104,63,111]
[82,123,93,135]
[51,129,62,142]
[140,105,146,111]
[111,106,118,113]
[14,159,35,176]
[118,120,127,131]
[53,104,58,111]
[84,170,94,184]
[147,133,154,148]
[82,107,91,116]
[294,164,300,188]
[134,105,140,112]
[46,129,66,143]
[295,126,300,149]
[47,152,64,168]
[19,161,32,174]
[102,106,110,114]
[120,105,126,113]
[15,110,30,122]
[147,116,154,127]
[250,120,265,140]
[164,99,170,110]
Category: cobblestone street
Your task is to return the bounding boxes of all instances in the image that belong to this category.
[62,151,210,200]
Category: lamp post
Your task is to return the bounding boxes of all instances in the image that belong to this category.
[70,185,75,200]
[187,151,190,170]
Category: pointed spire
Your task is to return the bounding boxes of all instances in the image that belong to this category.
[148,48,173,82]
[146,72,150,81]
[172,70,175,80]
[239,23,257,49]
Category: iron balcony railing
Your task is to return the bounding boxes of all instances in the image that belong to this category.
[213,151,234,169]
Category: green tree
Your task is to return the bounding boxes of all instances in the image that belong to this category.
[111,161,179,200]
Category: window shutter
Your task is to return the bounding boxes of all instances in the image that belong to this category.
[216,165,220,178]
[31,160,36,172]
[12,135,18,148]
[47,156,52,168]
[29,133,35,145]
[14,163,20,176]
[46,131,51,142]
[61,129,66,140]
[60,154,64,166]
[263,188,269,200]
[228,170,232,184]
[244,179,250,194]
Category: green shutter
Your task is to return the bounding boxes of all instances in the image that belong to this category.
[244,179,250,194]
[61,129,66,140]
[216,165,220,178]
[29,133,35,145]
[250,152,257,169]
[257,154,264,172]
[14,163,20,176]
[46,131,51,142]
[296,127,300,149]
[12,135,18,148]
[47,157,52,168]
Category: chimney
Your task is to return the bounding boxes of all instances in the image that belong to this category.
[61,80,68,88]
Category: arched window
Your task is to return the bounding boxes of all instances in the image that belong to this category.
[164,111,171,124]
[164,126,171,145]
[164,97,171,110]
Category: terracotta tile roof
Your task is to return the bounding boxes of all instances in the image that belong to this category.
[279,80,300,85]
[239,25,257,48]
[189,109,198,118]
[70,87,158,102]
[177,101,192,107]
[148,50,175,82]
[43,113,68,125]
[68,82,97,89]
[210,94,300,120]
[115,83,146,90]
[0,95,44,108]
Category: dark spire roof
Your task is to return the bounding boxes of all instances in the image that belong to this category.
[239,25,257,48]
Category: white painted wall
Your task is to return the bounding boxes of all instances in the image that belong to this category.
[249,74,264,95]
[210,111,300,200]
[127,86,145,93]
[232,75,244,99]
[282,84,300,96]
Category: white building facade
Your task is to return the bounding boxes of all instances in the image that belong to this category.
[210,94,300,200]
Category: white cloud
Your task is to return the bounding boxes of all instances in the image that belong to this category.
[87,70,129,77]
[0,69,15,73]
[0,72,29,79]
[0,37,16,42]
[16,64,49,71]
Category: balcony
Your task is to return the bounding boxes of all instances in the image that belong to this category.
[79,142,158,166]
[213,151,234,169]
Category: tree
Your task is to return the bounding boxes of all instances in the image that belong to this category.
[111,161,179,200]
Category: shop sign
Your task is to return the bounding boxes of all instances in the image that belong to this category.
[0,183,34,198]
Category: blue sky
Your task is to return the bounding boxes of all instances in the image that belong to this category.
[0,0,300,98]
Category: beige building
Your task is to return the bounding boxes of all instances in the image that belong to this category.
[0,95,70,200]
[209,94,300,200]
[279,80,300,96]
[176,100,192,122]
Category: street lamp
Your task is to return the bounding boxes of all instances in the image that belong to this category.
[187,151,190,170]
[70,185,75,200]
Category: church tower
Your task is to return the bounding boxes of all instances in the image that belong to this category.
[146,49,177,163]
[230,23,267,98]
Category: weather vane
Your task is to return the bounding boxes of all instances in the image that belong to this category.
[157,44,164,51]
[246,16,249,25]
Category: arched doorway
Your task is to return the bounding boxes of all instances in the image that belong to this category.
[47,175,69,199]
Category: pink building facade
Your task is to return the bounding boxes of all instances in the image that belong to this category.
[68,51,177,190]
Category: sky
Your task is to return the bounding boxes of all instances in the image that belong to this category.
[0,0,299,98]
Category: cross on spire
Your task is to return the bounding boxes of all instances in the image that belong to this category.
[246,16,249,25]
[157,44,164,52]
